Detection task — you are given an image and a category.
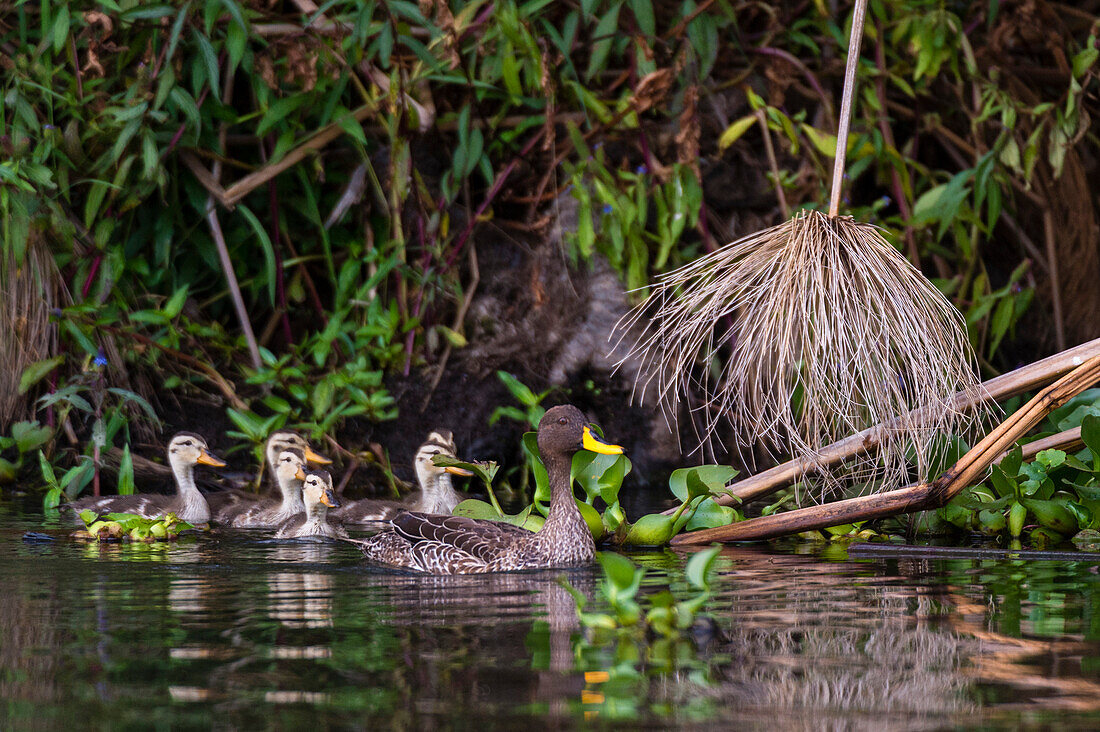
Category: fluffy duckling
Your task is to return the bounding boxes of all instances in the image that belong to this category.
[275,469,349,540]
[224,449,311,528]
[356,405,622,574]
[403,430,474,515]
[70,432,225,525]
[209,431,330,525]
[330,430,473,525]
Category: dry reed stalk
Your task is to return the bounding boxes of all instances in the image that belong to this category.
[617,0,980,496]
[0,233,61,430]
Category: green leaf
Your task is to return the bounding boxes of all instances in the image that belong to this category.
[192,28,220,94]
[0,457,17,483]
[596,550,642,594]
[38,450,58,490]
[584,2,622,81]
[496,370,539,407]
[236,204,277,305]
[118,444,135,495]
[685,545,722,590]
[106,388,161,425]
[52,4,71,54]
[717,115,757,151]
[11,421,52,454]
[668,465,738,502]
[18,356,64,395]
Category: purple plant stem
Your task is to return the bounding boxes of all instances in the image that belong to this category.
[751,47,835,129]
[81,255,102,300]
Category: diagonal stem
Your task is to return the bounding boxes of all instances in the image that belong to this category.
[828,0,869,217]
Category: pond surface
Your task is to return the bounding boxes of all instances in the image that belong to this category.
[4,501,1100,730]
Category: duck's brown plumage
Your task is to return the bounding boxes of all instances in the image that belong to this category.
[69,432,225,525]
[355,405,622,574]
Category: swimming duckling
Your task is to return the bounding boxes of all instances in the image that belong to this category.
[330,430,474,524]
[69,432,225,525]
[355,405,622,574]
[275,469,349,540]
[403,430,474,515]
[224,449,311,528]
[209,431,330,525]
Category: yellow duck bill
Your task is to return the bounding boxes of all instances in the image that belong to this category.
[582,425,624,455]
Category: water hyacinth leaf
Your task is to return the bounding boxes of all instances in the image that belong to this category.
[989,464,1017,499]
[623,513,675,546]
[1081,415,1100,463]
[685,545,722,590]
[575,500,605,540]
[597,551,643,601]
[1000,446,1023,479]
[1021,498,1079,535]
[684,498,740,531]
[668,465,738,502]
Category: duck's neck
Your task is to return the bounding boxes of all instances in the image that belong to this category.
[171,460,210,524]
[419,473,460,513]
[303,501,328,529]
[276,475,306,517]
[540,452,588,536]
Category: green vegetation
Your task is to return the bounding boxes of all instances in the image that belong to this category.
[74,508,195,542]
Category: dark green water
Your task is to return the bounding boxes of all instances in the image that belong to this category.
[4,502,1100,730]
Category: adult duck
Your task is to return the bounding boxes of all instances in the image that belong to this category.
[209,431,330,525]
[69,432,225,525]
[275,469,349,540]
[331,430,473,524]
[355,405,622,574]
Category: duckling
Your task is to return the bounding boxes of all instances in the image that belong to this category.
[355,405,622,574]
[69,432,225,525]
[224,449,311,528]
[275,469,349,540]
[330,430,473,524]
[403,430,474,515]
[209,431,330,525]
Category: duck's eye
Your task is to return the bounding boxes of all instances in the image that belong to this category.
[558,417,568,425]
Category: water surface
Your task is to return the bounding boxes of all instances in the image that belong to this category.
[4,502,1100,729]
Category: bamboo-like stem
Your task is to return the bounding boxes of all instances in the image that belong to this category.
[672,352,1100,544]
[828,0,869,217]
[662,337,1100,515]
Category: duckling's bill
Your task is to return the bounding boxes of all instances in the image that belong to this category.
[444,465,474,476]
[304,447,331,465]
[321,488,340,508]
[294,466,307,481]
[196,449,227,467]
[582,426,623,455]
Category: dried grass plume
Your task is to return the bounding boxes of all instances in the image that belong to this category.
[617,210,982,495]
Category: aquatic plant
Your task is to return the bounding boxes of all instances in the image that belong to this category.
[73,509,195,542]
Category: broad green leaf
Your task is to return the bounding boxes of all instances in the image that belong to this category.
[685,545,722,590]
[18,356,64,394]
[668,465,738,502]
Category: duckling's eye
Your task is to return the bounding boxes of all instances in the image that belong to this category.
[558,417,568,425]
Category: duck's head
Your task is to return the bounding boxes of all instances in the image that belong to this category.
[168,432,226,470]
[414,429,474,486]
[265,431,331,470]
[275,448,307,484]
[301,469,340,510]
[537,405,623,459]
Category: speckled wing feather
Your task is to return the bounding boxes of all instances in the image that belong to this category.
[390,511,531,563]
